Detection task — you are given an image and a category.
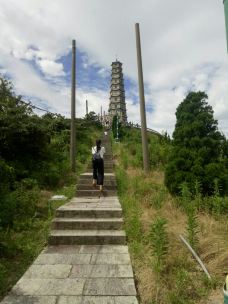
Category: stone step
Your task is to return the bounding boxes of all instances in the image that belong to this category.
[79,173,116,181]
[52,218,123,230]
[76,184,117,190]
[89,161,114,165]
[78,179,117,186]
[76,190,117,197]
[87,164,114,170]
[56,208,122,218]
[48,230,126,245]
[85,169,114,173]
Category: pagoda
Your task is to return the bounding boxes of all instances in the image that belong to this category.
[108,60,127,125]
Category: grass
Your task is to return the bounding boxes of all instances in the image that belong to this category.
[113,127,228,304]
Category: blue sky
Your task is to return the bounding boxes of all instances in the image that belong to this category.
[0,0,228,136]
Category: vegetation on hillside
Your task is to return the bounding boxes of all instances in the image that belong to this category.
[112,92,227,304]
[0,76,102,299]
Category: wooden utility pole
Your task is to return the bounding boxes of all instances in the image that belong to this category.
[70,39,76,172]
[86,100,88,115]
[135,23,150,172]
[101,106,103,124]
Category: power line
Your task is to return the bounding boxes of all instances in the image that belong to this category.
[20,100,57,115]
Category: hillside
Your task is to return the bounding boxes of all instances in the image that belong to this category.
[112,127,228,304]
[0,77,103,299]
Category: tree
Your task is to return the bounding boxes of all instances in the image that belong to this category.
[165,92,227,195]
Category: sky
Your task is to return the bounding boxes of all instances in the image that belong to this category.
[0,0,228,136]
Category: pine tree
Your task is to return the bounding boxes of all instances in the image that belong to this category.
[165,91,227,195]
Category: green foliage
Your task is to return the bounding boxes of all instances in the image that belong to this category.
[186,205,199,250]
[0,76,103,299]
[0,181,39,229]
[149,217,169,273]
[150,185,167,209]
[165,91,228,195]
[167,269,195,304]
[115,167,143,257]
[85,111,102,128]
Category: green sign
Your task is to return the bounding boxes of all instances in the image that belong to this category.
[224,0,228,51]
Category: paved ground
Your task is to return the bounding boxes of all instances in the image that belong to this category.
[1,244,138,303]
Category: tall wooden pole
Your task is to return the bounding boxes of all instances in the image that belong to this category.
[135,23,150,172]
[101,106,103,124]
[70,40,76,172]
[86,99,88,115]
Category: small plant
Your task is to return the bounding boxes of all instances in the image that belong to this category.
[149,217,169,273]
[121,151,129,170]
[211,179,223,217]
[186,204,199,250]
[151,185,167,209]
[194,180,202,211]
[179,182,192,211]
[168,269,194,304]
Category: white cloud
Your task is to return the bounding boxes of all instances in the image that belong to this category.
[37,59,65,77]
[0,0,228,136]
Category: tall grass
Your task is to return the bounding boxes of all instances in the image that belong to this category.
[113,127,220,304]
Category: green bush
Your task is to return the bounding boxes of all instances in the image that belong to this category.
[165,91,228,195]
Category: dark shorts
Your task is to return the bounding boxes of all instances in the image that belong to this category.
[92,158,104,185]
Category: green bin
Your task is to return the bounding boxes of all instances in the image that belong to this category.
[224,284,228,304]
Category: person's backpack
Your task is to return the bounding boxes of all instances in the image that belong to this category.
[92,150,101,161]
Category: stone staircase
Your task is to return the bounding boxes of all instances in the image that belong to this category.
[48,135,126,246]
[1,133,138,304]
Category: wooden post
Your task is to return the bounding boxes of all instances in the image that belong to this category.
[135,23,150,172]
[70,40,76,172]
[86,99,88,115]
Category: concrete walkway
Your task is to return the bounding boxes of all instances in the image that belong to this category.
[1,136,139,304]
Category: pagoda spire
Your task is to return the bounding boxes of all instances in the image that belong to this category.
[108,60,127,125]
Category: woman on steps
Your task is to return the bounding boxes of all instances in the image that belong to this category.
[92,139,105,196]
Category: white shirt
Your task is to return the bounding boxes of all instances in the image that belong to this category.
[92,146,106,158]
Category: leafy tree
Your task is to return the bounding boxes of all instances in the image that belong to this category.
[165,91,227,195]
[84,111,102,128]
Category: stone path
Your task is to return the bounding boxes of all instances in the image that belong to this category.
[1,135,138,304]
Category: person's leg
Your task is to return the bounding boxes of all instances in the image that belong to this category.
[97,159,104,192]
[92,160,97,187]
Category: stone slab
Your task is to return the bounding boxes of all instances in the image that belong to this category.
[23,265,72,279]
[58,296,138,304]
[83,278,137,296]
[50,231,125,237]
[11,279,85,296]
[43,245,81,254]
[65,197,119,205]
[62,203,121,209]
[56,209,122,219]
[90,254,130,265]
[81,173,115,176]
[34,254,91,265]
[1,296,57,304]
[79,246,129,254]
[70,265,133,278]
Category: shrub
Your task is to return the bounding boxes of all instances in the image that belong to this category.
[149,217,169,273]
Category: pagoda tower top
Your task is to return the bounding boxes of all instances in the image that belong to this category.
[108,60,127,125]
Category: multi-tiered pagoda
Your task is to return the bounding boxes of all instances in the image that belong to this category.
[108,60,127,125]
